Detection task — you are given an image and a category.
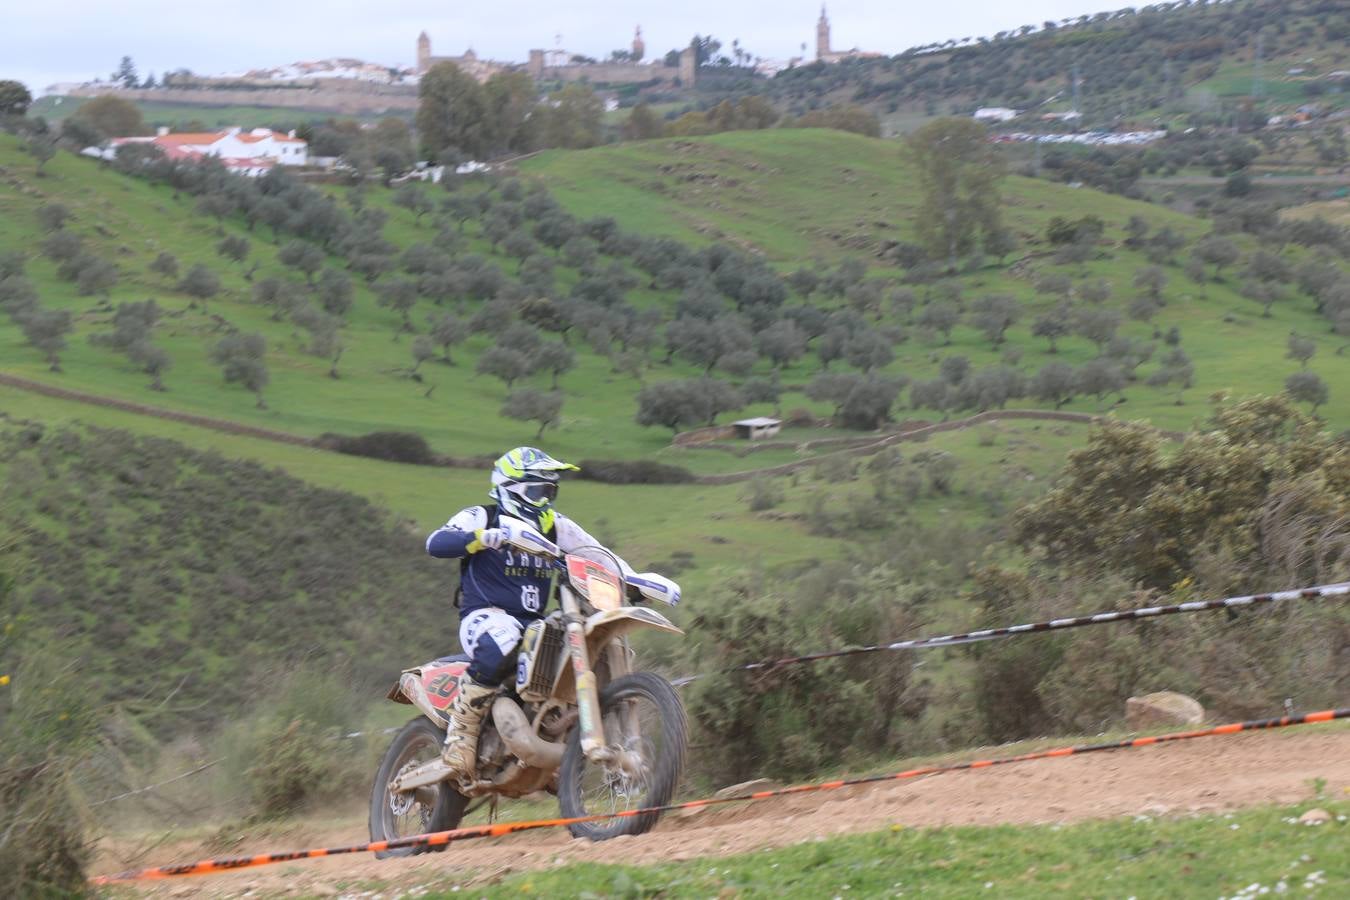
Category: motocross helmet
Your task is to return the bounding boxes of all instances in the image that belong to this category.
[490,447,578,529]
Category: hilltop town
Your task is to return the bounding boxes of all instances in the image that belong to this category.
[54,7,875,114]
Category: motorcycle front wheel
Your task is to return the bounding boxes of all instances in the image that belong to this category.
[368,716,469,858]
[558,671,687,840]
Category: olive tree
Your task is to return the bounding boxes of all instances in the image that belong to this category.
[1285,370,1328,414]
[427,312,467,363]
[503,388,565,440]
[20,308,73,371]
[178,263,221,300]
[210,332,270,408]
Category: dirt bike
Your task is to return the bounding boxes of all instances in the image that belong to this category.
[369,515,687,855]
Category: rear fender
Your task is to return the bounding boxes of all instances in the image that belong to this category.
[385,656,468,729]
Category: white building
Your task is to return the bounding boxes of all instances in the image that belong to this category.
[732,417,783,440]
[98,127,308,176]
[973,107,1020,123]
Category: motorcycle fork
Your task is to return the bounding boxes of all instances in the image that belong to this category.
[559,584,609,761]
[608,640,641,750]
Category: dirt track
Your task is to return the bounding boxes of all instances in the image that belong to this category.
[97,726,1350,897]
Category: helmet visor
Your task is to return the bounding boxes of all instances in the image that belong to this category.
[507,481,559,504]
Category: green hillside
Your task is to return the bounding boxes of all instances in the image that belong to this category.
[526,130,1350,431]
[0,420,454,726]
[4,125,1342,766]
[3,129,1346,456]
[740,0,1348,129]
[524,129,1203,261]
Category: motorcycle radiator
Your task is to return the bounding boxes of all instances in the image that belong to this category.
[517,619,566,701]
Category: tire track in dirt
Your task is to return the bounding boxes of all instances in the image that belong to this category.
[101,727,1350,897]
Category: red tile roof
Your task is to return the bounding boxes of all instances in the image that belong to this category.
[155,132,228,146]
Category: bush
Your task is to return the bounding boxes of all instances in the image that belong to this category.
[745,476,784,512]
[228,665,365,818]
[0,618,100,896]
[968,563,1350,742]
[318,430,435,465]
[680,563,927,781]
[243,717,341,818]
[574,459,695,485]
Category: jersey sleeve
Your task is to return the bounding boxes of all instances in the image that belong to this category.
[554,515,636,577]
[426,506,489,558]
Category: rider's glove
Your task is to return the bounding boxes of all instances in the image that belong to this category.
[474,528,506,551]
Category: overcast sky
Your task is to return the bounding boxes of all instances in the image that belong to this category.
[7,1,1131,94]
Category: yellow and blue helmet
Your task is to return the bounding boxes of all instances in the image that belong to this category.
[490,447,578,523]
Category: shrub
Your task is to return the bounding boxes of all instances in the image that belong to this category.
[243,717,340,818]
[228,665,365,818]
[745,476,784,512]
[574,459,695,485]
[0,619,100,896]
[317,430,435,465]
[680,563,926,780]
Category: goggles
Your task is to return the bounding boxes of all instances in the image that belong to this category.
[505,480,559,504]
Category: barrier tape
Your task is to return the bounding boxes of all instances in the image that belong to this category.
[672,581,1350,686]
[90,705,1350,885]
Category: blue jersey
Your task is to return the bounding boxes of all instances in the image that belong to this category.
[426,505,628,622]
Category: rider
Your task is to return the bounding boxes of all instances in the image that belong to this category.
[426,446,634,778]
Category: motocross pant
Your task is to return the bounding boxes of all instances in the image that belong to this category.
[459,607,525,686]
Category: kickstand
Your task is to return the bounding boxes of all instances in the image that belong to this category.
[487,795,499,825]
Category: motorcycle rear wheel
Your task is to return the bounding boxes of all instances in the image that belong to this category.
[368,716,469,858]
[558,671,687,840]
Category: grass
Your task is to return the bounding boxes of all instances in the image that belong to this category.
[345,800,1350,898]
[1282,199,1350,228]
[1192,59,1349,109]
[520,129,1210,264]
[0,379,1086,602]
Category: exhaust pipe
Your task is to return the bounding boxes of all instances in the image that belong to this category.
[492,697,565,769]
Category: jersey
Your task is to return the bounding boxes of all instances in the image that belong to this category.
[425,505,633,622]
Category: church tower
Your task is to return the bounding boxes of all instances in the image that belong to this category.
[632,25,645,61]
[417,31,431,74]
[816,5,831,61]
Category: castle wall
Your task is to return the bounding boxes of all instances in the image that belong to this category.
[678,47,697,85]
[535,63,677,85]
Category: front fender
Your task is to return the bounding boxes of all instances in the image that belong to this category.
[585,606,684,643]
[547,608,682,704]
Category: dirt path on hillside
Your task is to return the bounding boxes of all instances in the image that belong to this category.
[96,727,1350,897]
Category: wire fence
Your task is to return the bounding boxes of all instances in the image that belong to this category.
[88,580,1350,808]
[672,581,1350,685]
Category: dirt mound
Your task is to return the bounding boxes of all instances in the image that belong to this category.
[100,728,1350,897]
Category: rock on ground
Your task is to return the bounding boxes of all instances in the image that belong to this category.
[1126,691,1205,730]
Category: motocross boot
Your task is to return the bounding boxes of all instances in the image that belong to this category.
[441,673,496,777]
